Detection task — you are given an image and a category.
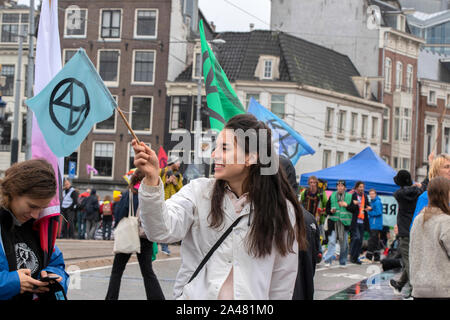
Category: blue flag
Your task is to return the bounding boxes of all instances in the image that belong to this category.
[247,98,315,165]
[26,48,117,157]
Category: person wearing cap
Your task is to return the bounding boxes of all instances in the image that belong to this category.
[390,169,427,298]
[158,155,184,255]
[323,180,352,267]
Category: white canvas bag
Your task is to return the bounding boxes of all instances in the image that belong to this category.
[113,192,141,254]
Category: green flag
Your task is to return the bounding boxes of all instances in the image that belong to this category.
[199,20,245,131]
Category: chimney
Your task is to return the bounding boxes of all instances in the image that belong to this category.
[250,23,255,31]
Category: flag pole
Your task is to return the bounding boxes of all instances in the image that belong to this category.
[116,107,141,144]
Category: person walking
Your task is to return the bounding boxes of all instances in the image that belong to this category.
[347,181,371,265]
[0,159,69,300]
[300,176,328,239]
[61,179,78,239]
[389,169,426,299]
[323,180,352,267]
[77,188,90,239]
[158,156,184,255]
[100,195,114,240]
[410,177,450,299]
[133,114,307,300]
[366,189,383,262]
[83,189,99,240]
[105,169,165,300]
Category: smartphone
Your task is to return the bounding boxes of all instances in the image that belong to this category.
[40,275,60,282]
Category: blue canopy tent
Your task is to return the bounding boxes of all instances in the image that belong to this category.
[299,147,399,195]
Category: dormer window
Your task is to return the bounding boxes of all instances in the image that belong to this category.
[192,45,202,79]
[255,55,280,80]
[397,14,406,32]
[264,60,273,79]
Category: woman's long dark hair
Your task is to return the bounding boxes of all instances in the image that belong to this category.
[210,114,307,257]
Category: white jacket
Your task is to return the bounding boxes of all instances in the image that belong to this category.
[138,177,299,300]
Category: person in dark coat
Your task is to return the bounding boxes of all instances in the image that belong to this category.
[83,189,100,240]
[279,156,320,300]
[347,181,371,264]
[389,170,427,298]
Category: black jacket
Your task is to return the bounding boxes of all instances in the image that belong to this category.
[83,195,99,221]
[279,156,299,193]
[347,193,370,231]
[292,208,320,300]
[393,185,425,237]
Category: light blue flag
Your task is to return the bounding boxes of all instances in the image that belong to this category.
[247,98,315,165]
[26,48,117,157]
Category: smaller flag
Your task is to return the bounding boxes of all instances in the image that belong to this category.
[248,98,315,165]
[158,146,168,169]
[123,168,136,184]
[86,164,98,175]
[26,48,117,157]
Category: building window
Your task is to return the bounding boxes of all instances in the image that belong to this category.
[98,50,119,84]
[1,65,14,96]
[385,58,392,92]
[402,158,410,170]
[322,150,331,168]
[337,110,346,135]
[425,124,436,162]
[101,10,121,39]
[406,64,413,93]
[134,9,157,38]
[63,49,77,65]
[351,112,358,137]
[64,7,87,38]
[170,96,190,131]
[393,156,399,169]
[361,115,368,139]
[447,93,450,108]
[192,96,209,132]
[131,96,153,133]
[95,96,117,131]
[93,142,114,177]
[396,62,403,91]
[444,127,450,154]
[133,51,155,83]
[245,93,260,110]
[382,109,390,142]
[64,151,78,176]
[20,113,27,152]
[1,13,28,43]
[336,151,344,165]
[325,108,334,133]
[394,107,400,141]
[271,94,285,118]
[348,152,355,159]
[428,90,437,105]
[193,51,202,79]
[0,118,11,151]
[371,117,379,140]
[129,142,151,170]
[263,60,273,79]
[402,108,411,142]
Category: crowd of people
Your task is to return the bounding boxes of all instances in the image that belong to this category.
[0,113,449,300]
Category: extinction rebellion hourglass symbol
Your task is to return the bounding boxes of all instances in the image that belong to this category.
[49,78,90,135]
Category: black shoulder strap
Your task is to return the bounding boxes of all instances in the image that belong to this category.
[188,216,244,284]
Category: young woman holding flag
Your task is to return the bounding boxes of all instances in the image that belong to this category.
[132,114,307,300]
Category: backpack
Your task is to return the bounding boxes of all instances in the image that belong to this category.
[103,202,112,216]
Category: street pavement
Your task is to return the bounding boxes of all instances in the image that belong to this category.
[57,239,404,300]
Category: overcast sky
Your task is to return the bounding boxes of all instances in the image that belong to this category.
[198,0,271,32]
[17,0,272,32]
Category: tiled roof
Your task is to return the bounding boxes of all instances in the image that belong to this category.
[176,30,362,98]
